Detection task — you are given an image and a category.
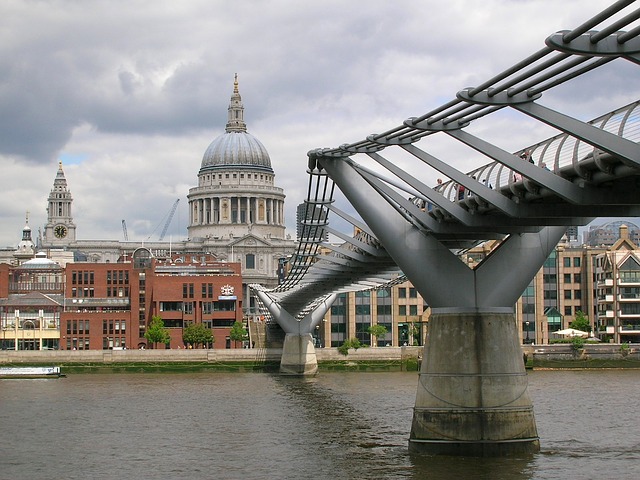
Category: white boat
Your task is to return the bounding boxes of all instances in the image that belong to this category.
[0,366,64,379]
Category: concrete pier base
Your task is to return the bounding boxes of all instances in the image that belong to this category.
[409,311,540,456]
[280,333,318,376]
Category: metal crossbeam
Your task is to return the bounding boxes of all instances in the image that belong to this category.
[255,0,640,319]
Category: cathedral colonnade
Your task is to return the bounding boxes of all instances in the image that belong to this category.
[188,194,285,228]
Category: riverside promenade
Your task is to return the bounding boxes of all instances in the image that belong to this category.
[0,346,423,371]
[1,344,639,371]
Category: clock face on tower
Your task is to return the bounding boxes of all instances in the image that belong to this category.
[54,224,68,239]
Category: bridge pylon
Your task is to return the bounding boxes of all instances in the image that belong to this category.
[254,290,336,375]
[318,154,569,455]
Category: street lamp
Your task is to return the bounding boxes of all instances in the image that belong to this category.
[525,321,530,344]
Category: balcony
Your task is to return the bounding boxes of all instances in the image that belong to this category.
[65,297,130,312]
[620,324,640,332]
[9,282,65,293]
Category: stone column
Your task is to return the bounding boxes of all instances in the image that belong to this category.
[409,309,539,456]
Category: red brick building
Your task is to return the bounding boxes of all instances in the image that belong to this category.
[62,248,243,350]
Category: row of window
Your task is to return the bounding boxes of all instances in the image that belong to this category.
[65,319,127,335]
[106,270,129,285]
[563,257,581,268]
[69,270,130,287]
[71,287,94,298]
[66,320,90,335]
[103,337,126,349]
[204,173,270,182]
[107,287,129,297]
[71,270,94,285]
[160,319,235,328]
[159,300,236,313]
[397,287,418,298]
[66,337,90,350]
[183,282,238,298]
[103,320,126,334]
[564,290,583,300]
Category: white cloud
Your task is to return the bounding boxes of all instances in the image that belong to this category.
[0,0,637,247]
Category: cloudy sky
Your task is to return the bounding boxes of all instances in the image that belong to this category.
[1,0,638,248]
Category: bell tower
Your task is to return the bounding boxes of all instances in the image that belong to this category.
[44,161,76,246]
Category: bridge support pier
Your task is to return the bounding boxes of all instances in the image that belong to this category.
[409,309,539,456]
[253,290,336,376]
[281,333,318,376]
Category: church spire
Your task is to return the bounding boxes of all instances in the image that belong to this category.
[44,160,76,245]
[225,73,247,133]
[54,161,68,191]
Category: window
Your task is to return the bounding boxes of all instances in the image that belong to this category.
[573,257,581,267]
[398,287,406,298]
[574,290,582,300]
[331,304,346,316]
[409,305,418,316]
[574,273,581,283]
[399,305,406,316]
[564,306,573,316]
[246,254,255,269]
[564,274,572,283]
[564,257,571,267]
[409,288,418,298]
[182,283,194,298]
[564,290,572,300]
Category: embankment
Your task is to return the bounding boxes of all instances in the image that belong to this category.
[1,344,638,373]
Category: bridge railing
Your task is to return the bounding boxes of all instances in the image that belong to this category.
[439,100,640,206]
[307,0,640,236]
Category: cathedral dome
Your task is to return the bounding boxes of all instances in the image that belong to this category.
[201,131,272,173]
[200,75,273,174]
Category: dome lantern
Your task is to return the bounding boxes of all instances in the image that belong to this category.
[200,75,273,174]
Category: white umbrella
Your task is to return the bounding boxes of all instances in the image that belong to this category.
[554,328,589,338]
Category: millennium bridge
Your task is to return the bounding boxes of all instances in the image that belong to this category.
[251,0,640,456]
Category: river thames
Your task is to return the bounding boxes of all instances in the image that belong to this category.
[0,369,639,479]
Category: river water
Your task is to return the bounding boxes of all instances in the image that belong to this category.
[0,369,639,479]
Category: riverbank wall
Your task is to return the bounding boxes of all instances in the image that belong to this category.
[524,343,640,369]
[0,346,422,372]
[1,344,638,372]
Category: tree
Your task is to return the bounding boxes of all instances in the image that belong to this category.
[570,310,591,334]
[229,321,248,348]
[337,337,363,356]
[367,324,388,347]
[182,323,214,349]
[144,315,171,349]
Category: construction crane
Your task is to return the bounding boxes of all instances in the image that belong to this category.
[121,220,129,241]
[159,199,180,241]
[145,199,180,241]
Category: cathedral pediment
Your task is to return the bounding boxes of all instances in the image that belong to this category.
[229,233,273,248]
